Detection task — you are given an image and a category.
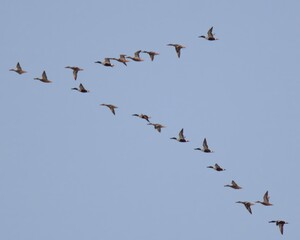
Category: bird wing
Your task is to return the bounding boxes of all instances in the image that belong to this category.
[135,50,142,58]
[16,62,22,70]
[42,71,48,80]
[263,191,270,203]
[178,128,185,140]
[207,27,214,38]
[203,138,209,150]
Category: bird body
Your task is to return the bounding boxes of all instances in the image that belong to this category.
[224,180,242,189]
[236,201,254,214]
[34,71,52,83]
[269,220,288,235]
[199,27,218,41]
[65,66,83,80]
[100,104,118,115]
[167,44,185,58]
[170,128,189,142]
[127,50,144,62]
[72,83,89,93]
[10,62,27,74]
[194,138,213,152]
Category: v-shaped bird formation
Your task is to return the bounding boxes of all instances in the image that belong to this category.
[9,26,288,236]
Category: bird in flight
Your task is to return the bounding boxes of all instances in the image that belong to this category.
[9,62,27,74]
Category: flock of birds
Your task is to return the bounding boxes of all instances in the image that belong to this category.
[9,26,288,236]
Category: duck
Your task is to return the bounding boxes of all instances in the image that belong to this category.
[34,71,52,83]
[167,44,185,58]
[65,66,83,80]
[111,54,130,66]
[170,128,189,142]
[236,201,254,214]
[199,27,218,41]
[224,180,242,189]
[207,163,225,171]
[95,58,114,67]
[100,104,118,115]
[71,83,89,93]
[9,62,27,74]
[132,113,151,122]
[147,123,166,133]
[194,138,213,152]
[269,220,288,235]
[255,191,273,206]
[126,50,144,62]
[142,51,159,61]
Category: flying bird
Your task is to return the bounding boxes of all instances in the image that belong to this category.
[65,66,83,80]
[199,27,219,41]
[224,180,242,189]
[9,62,27,74]
[255,191,273,206]
[167,44,185,58]
[100,104,118,115]
[111,54,130,66]
[170,128,189,142]
[126,50,144,62]
[34,71,52,83]
[194,138,213,152]
[132,113,151,122]
[269,220,288,235]
[207,163,225,171]
[142,51,159,61]
[147,123,166,133]
[236,201,254,214]
[95,58,114,67]
[71,83,89,93]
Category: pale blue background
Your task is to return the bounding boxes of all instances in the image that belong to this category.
[1,0,299,239]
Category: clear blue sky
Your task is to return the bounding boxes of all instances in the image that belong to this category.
[1,0,299,239]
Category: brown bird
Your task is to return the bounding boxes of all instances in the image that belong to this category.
[199,27,219,41]
[236,201,254,214]
[194,138,213,153]
[111,54,130,66]
[147,123,166,133]
[71,83,89,93]
[269,220,288,235]
[100,104,118,115]
[9,62,27,74]
[132,113,151,122]
[34,71,52,83]
[142,51,159,61]
[167,43,185,58]
[170,128,189,142]
[65,66,83,80]
[224,180,242,189]
[126,50,144,62]
[207,163,225,171]
[256,191,273,206]
[95,58,114,67]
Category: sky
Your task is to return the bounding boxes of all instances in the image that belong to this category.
[1,0,300,239]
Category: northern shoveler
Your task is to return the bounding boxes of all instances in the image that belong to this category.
[170,128,189,142]
[9,62,27,74]
[95,58,114,67]
[100,104,118,115]
[256,191,273,206]
[194,138,213,152]
[132,113,151,122]
[71,83,89,93]
[142,51,159,61]
[147,123,166,133]
[269,220,288,235]
[167,44,185,58]
[34,71,52,83]
[224,180,242,189]
[199,27,218,41]
[126,50,144,62]
[236,201,254,214]
[207,163,225,171]
[65,66,83,80]
[111,54,130,66]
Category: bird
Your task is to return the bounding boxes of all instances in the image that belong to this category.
[167,44,185,58]
[170,128,189,142]
[9,62,27,74]
[236,201,254,214]
[142,51,159,61]
[65,66,83,80]
[100,104,118,115]
[132,113,151,122]
[95,58,114,67]
[207,163,225,171]
[194,138,213,152]
[126,50,144,62]
[255,191,273,206]
[71,83,89,93]
[111,54,130,66]
[147,123,166,133]
[34,71,52,83]
[199,27,218,41]
[224,180,242,189]
[269,220,288,235]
